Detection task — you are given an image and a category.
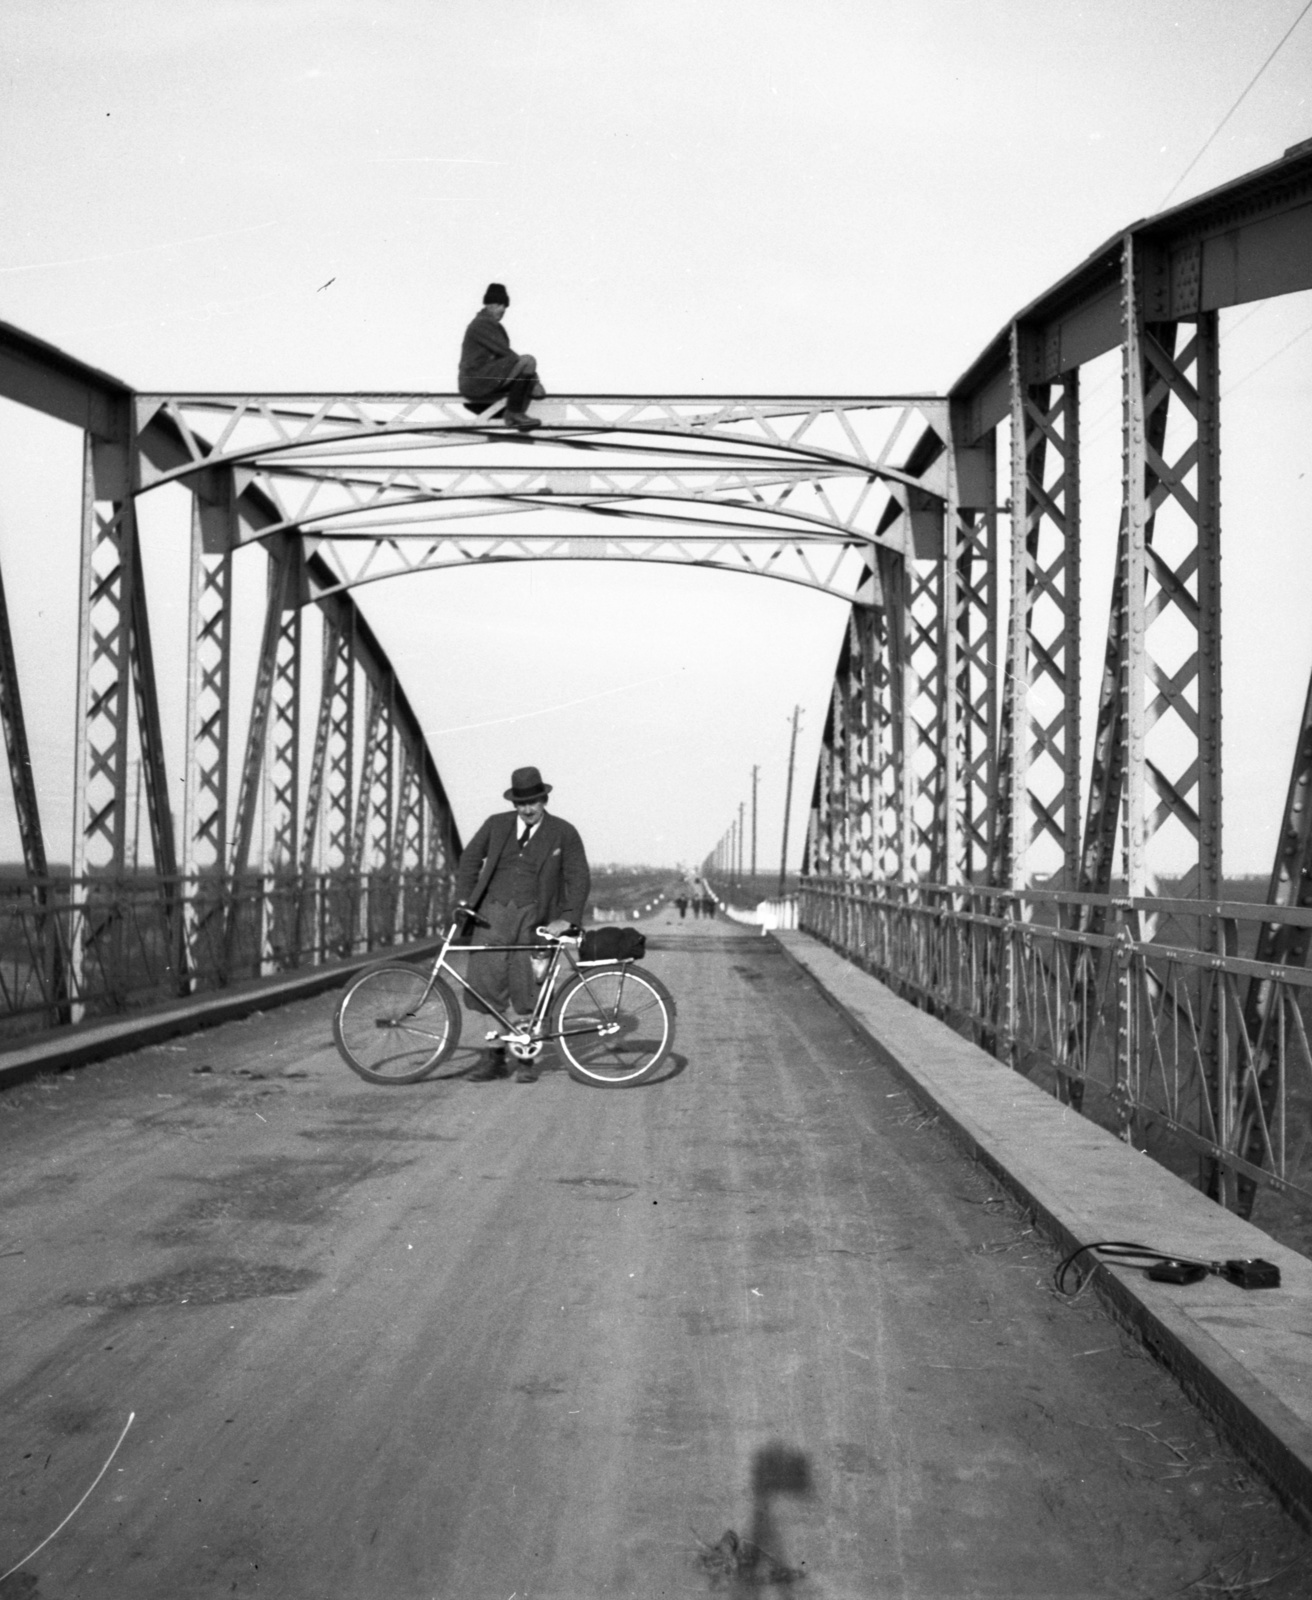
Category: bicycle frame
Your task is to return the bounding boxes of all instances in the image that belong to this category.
[414,915,626,1060]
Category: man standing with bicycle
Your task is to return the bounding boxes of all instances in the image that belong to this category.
[454,766,591,1082]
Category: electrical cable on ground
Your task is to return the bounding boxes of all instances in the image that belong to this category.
[0,1411,136,1584]
[1054,1241,1280,1297]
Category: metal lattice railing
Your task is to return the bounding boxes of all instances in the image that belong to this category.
[0,870,454,1040]
[800,877,1312,1211]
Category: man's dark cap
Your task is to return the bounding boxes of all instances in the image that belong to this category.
[505,765,551,802]
[483,282,510,306]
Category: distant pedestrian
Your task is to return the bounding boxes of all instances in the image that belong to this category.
[675,895,688,919]
[458,282,544,432]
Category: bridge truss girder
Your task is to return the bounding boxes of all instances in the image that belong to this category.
[807,141,1312,905]
[800,141,1312,1214]
[0,324,465,1021]
[131,393,951,608]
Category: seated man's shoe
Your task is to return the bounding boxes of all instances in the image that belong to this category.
[514,1063,540,1083]
[505,411,541,431]
[468,1050,507,1082]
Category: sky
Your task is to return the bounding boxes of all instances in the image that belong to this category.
[1,0,1310,875]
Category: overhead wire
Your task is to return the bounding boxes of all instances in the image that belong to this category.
[1158,0,1312,210]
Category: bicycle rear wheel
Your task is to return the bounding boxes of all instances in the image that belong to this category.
[550,964,675,1086]
[333,965,461,1084]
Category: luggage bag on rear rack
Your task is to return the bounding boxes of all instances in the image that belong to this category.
[578,927,647,963]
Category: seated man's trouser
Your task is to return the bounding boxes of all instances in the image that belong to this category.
[460,371,541,416]
[465,900,538,1015]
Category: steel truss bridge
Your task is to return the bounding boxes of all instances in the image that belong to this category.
[2,143,1311,1221]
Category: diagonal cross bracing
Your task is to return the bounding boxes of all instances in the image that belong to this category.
[131,394,950,604]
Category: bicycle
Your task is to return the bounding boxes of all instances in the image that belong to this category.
[332,907,676,1089]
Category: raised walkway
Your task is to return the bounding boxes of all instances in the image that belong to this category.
[774,927,1312,1526]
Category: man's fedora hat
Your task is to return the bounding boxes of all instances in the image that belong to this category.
[505,766,552,802]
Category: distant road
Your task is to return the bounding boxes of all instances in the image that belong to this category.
[2,913,1308,1597]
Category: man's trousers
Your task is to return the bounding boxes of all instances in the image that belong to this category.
[465,900,538,1016]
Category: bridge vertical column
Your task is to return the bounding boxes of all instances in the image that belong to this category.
[227,538,300,974]
[181,487,233,983]
[1006,323,1081,890]
[422,779,454,925]
[889,516,944,881]
[126,526,180,982]
[265,541,305,970]
[71,433,134,881]
[873,547,905,879]
[1238,657,1312,1213]
[847,604,879,881]
[352,677,396,951]
[392,746,422,939]
[1119,237,1221,901]
[0,547,66,1020]
[0,553,50,882]
[940,446,964,885]
[1122,242,1154,902]
[1117,237,1224,1144]
[301,608,356,955]
[944,412,998,885]
[811,633,855,881]
[70,432,137,1011]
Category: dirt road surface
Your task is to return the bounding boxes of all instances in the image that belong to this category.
[2,916,1310,1598]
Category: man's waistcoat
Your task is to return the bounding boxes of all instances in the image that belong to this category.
[454,811,591,926]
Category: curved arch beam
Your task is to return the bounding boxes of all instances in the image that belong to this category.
[305,537,879,608]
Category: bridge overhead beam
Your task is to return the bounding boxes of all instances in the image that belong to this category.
[953,142,1312,443]
[133,393,947,477]
[124,393,951,607]
[303,529,886,608]
[0,321,128,440]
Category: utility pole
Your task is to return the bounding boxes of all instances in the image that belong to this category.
[737,802,745,884]
[779,705,801,897]
[750,765,759,888]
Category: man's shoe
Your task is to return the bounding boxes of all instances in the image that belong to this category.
[505,411,541,431]
[468,1050,507,1082]
[514,1063,540,1083]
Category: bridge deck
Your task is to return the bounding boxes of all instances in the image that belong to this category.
[2,916,1309,1597]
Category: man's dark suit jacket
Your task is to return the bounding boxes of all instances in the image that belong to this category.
[454,810,591,927]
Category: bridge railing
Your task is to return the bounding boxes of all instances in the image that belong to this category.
[0,870,454,1039]
[800,876,1312,1210]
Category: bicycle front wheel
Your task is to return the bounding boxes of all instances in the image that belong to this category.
[551,965,675,1086]
[333,965,461,1084]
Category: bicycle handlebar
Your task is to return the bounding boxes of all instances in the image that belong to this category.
[453,906,581,944]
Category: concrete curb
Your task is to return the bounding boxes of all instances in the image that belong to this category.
[0,938,442,1090]
[771,928,1312,1526]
